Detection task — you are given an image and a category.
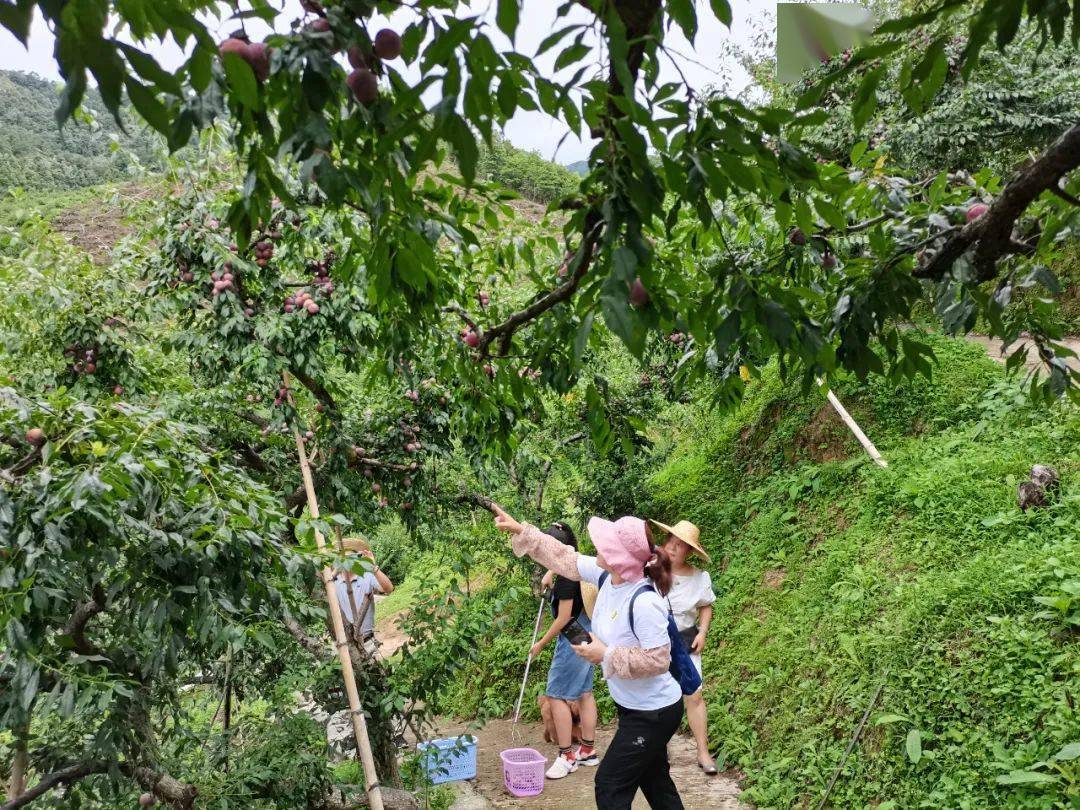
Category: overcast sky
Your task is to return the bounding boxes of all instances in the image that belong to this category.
[0,0,774,163]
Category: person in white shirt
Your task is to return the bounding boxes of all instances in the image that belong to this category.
[491,503,685,810]
[334,537,394,650]
[651,519,718,775]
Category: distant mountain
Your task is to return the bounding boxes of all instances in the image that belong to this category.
[565,160,589,177]
[0,70,163,192]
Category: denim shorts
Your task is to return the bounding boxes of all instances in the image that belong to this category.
[545,613,596,700]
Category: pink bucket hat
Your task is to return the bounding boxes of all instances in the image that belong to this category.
[587,516,652,582]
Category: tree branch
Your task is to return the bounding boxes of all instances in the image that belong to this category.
[457,491,494,512]
[234,441,270,474]
[289,367,336,411]
[128,765,197,809]
[441,305,477,330]
[62,585,107,657]
[316,785,419,809]
[1,761,107,810]
[240,411,269,430]
[0,761,196,810]
[1050,184,1080,207]
[478,211,604,357]
[283,614,332,662]
[1,448,41,483]
[915,124,1080,281]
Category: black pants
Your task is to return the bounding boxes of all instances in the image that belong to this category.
[594,697,685,809]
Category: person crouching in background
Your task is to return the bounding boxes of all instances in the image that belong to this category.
[532,522,599,779]
[651,519,718,775]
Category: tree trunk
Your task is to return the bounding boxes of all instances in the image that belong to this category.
[4,727,27,801]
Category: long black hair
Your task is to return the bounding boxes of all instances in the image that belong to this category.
[545,521,577,549]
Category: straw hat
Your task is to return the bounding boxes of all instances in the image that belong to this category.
[580,582,599,619]
[339,536,371,554]
[649,519,710,562]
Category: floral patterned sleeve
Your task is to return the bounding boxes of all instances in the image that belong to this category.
[602,644,671,679]
[510,523,581,581]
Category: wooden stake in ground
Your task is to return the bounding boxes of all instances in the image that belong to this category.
[286,376,385,810]
[816,378,888,468]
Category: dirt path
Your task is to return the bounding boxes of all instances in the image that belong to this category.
[373,593,409,658]
[964,333,1080,371]
[425,717,746,809]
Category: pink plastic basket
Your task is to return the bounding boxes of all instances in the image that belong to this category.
[500,747,547,797]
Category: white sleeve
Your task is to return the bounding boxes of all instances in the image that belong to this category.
[632,591,672,649]
[363,572,382,595]
[696,571,716,607]
[576,555,603,585]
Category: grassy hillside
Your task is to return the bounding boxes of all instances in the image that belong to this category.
[0,71,163,192]
[644,338,1079,807]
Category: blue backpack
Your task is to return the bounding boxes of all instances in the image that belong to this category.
[598,572,702,696]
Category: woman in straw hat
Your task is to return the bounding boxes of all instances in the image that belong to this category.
[651,519,718,775]
[491,503,685,810]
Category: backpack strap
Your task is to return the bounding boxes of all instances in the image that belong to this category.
[597,574,662,640]
[627,582,655,639]
[598,571,609,589]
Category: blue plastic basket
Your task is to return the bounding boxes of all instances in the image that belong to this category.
[416,735,478,784]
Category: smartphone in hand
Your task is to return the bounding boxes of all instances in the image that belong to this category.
[561,618,592,646]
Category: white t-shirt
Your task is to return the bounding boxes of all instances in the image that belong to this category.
[577,555,682,711]
[335,572,381,635]
[667,569,716,632]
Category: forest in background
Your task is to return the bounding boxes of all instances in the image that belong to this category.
[0,71,163,192]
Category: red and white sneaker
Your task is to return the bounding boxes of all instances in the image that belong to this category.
[545,753,578,779]
[574,746,599,767]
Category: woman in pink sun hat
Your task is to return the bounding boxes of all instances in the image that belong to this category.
[491,503,685,810]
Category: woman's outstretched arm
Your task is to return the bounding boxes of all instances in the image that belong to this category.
[509,523,581,581]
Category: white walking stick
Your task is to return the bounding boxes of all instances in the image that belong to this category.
[512,589,549,734]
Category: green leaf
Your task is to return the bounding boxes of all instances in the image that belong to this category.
[117,42,183,96]
[906,729,923,764]
[667,0,698,41]
[852,65,884,132]
[125,77,171,137]
[443,114,478,185]
[611,245,638,282]
[815,197,847,231]
[872,713,910,725]
[710,0,733,26]
[601,276,646,356]
[554,42,590,71]
[496,0,520,43]
[56,71,88,128]
[0,0,35,45]
[394,247,427,291]
[222,51,260,110]
[996,0,1024,48]
[996,770,1058,785]
[187,45,213,93]
[1053,742,1080,761]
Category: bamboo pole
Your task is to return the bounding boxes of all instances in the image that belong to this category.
[334,525,366,766]
[816,377,888,468]
[285,376,385,810]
